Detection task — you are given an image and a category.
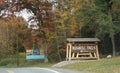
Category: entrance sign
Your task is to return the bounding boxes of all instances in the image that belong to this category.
[66,38,100,61]
[26,49,45,60]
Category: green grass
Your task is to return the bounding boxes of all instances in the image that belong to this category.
[1,56,120,73]
[0,58,55,68]
[2,62,54,68]
[62,57,120,73]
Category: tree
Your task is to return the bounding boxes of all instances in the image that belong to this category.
[77,0,120,56]
[0,15,27,62]
[50,0,86,60]
[0,0,55,62]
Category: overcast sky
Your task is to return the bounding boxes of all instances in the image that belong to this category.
[15,9,39,29]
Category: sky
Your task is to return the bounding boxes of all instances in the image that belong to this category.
[1,0,56,29]
[15,9,39,29]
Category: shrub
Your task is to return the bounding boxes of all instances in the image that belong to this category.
[19,52,26,58]
[0,58,15,66]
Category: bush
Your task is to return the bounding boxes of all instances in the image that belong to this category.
[19,52,26,58]
[0,58,15,66]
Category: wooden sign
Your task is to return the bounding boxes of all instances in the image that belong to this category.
[66,38,100,61]
[72,45,96,53]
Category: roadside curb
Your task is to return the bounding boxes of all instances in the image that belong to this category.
[52,60,97,67]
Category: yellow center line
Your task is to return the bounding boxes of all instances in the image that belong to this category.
[6,70,14,73]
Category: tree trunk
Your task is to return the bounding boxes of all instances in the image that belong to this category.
[16,34,19,66]
[108,2,116,57]
[44,38,48,62]
[57,44,62,61]
[111,35,116,57]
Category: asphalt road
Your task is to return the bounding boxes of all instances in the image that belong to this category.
[0,68,84,73]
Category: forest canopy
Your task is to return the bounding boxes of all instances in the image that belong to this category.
[0,0,120,62]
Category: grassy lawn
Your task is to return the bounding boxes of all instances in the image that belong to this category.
[1,62,54,68]
[0,61,55,68]
[62,57,120,73]
[0,58,55,68]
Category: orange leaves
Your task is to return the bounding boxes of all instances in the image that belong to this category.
[27,0,33,3]
[0,0,5,4]
[1,16,27,38]
[0,15,27,39]
[17,29,23,33]
[0,0,55,53]
[26,0,40,4]
[41,6,52,10]
[23,35,42,50]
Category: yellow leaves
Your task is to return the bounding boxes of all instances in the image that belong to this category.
[79,21,84,29]
[56,25,66,29]
[84,0,91,3]
[55,9,69,23]
[68,17,78,35]
[112,2,120,11]
[45,31,56,43]
[55,0,86,36]
[68,0,85,11]
[61,12,68,19]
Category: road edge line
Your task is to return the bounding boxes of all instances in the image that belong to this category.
[6,70,14,73]
[36,68,60,73]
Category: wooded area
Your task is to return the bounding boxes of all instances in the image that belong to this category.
[0,0,120,64]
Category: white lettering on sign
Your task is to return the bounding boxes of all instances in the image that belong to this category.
[72,46,96,50]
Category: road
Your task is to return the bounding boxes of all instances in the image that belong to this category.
[0,68,84,73]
